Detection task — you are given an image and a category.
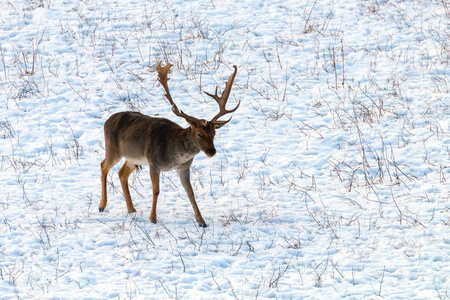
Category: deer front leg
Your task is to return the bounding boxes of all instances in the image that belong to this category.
[118,161,137,213]
[149,167,160,224]
[177,168,207,227]
[99,159,111,212]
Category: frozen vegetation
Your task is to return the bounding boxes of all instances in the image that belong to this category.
[0,0,449,298]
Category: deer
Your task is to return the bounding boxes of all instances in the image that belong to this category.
[99,62,240,227]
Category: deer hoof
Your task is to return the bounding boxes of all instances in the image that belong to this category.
[99,208,105,212]
[199,223,207,228]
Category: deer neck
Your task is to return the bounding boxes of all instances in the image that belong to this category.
[177,127,201,157]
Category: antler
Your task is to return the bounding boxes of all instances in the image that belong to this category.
[157,62,200,124]
[205,65,241,126]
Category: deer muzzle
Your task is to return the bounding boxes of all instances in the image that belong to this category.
[205,148,216,157]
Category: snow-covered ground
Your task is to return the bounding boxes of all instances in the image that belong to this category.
[1,0,449,298]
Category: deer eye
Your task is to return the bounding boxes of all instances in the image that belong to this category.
[197,133,204,139]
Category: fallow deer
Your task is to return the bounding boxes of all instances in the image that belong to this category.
[99,62,240,227]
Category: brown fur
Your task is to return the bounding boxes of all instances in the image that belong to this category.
[99,111,210,226]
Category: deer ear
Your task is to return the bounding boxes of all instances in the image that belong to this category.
[212,117,232,129]
[185,118,199,128]
[186,119,209,128]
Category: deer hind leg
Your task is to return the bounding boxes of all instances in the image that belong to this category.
[149,167,160,224]
[118,160,138,213]
[177,168,207,227]
[99,150,122,212]
[99,159,112,212]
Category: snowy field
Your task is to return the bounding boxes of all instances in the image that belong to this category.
[1,0,449,298]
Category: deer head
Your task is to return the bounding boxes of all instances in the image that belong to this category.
[157,62,240,157]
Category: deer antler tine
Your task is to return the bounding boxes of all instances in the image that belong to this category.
[207,65,240,123]
[228,100,241,113]
[204,87,219,102]
[157,61,175,105]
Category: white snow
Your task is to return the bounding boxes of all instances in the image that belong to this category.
[1,0,449,299]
